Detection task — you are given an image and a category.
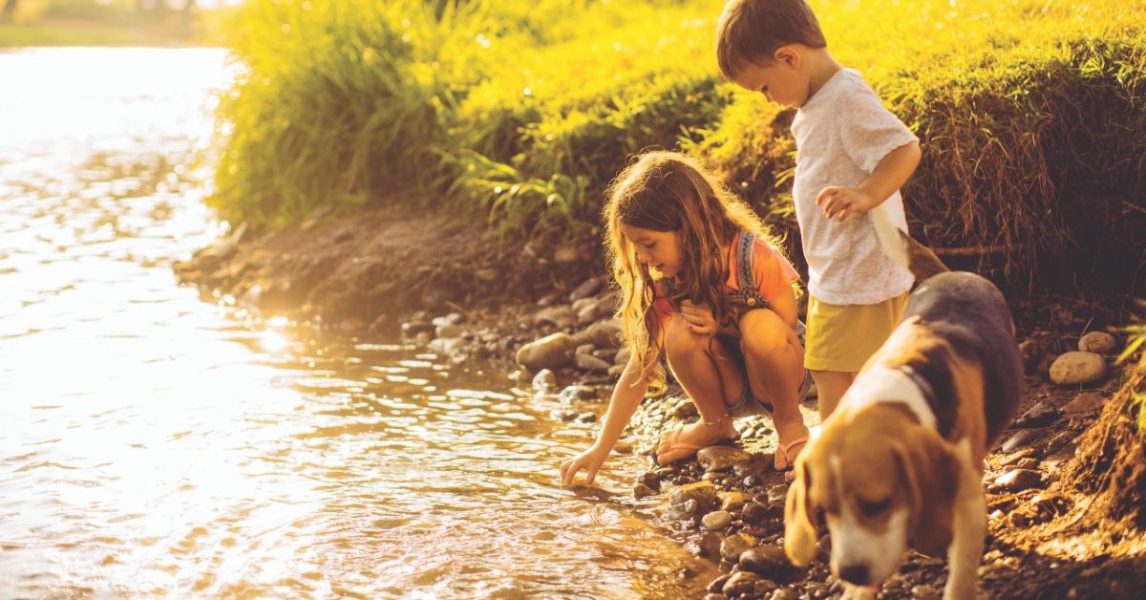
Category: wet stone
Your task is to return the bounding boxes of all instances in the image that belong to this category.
[670,481,720,515]
[637,471,661,492]
[770,587,800,600]
[720,491,752,512]
[633,483,658,499]
[721,571,761,597]
[1001,429,1044,453]
[1015,401,1061,428]
[707,573,732,593]
[697,446,752,473]
[993,469,1042,492]
[531,369,557,393]
[702,510,733,531]
[1078,331,1117,354]
[738,545,792,577]
[741,502,781,526]
[720,533,756,562]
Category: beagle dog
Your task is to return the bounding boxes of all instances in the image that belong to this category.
[785,271,1023,600]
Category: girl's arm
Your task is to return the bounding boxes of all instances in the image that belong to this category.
[815,141,921,221]
[559,355,651,486]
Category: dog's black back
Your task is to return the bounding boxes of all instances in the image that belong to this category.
[903,272,1023,445]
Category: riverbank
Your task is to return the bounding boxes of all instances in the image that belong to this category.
[174,205,1145,600]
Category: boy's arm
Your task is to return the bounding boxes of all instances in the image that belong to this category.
[817,140,921,221]
[559,355,651,486]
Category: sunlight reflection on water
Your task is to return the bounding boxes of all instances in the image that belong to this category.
[0,48,713,598]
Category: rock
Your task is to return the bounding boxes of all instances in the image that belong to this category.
[401,320,435,337]
[1078,331,1117,354]
[702,510,733,531]
[720,532,756,562]
[670,481,720,516]
[568,276,603,302]
[738,545,792,577]
[574,353,611,373]
[577,295,617,325]
[637,471,661,492]
[698,532,722,561]
[719,491,752,512]
[515,332,576,371]
[1049,351,1106,385]
[697,446,753,473]
[707,574,732,593]
[533,305,578,330]
[1015,401,1061,428]
[1063,391,1107,416]
[634,483,658,499]
[764,483,789,507]
[770,587,800,600]
[574,319,622,348]
[742,501,783,526]
[993,469,1042,492]
[575,343,595,357]
[1001,428,1044,453]
[721,571,761,597]
[531,369,557,393]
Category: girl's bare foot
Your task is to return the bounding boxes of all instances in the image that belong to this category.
[656,419,736,465]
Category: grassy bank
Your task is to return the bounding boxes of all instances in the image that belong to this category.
[211,0,1146,295]
[0,0,234,47]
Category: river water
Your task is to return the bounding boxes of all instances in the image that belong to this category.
[0,48,713,598]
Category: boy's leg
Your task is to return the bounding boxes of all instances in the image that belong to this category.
[738,309,809,468]
[656,315,744,463]
[810,369,855,421]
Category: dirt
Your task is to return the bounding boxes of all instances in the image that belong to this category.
[174,206,1146,600]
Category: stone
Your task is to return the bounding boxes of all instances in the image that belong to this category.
[574,319,622,348]
[696,446,752,473]
[706,574,731,593]
[568,276,603,302]
[719,532,756,562]
[1001,429,1044,453]
[633,483,658,499]
[515,332,576,371]
[720,491,752,512]
[574,353,611,373]
[738,544,792,577]
[1015,401,1061,428]
[702,510,733,531]
[993,469,1042,492]
[721,571,761,597]
[531,369,557,393]
[670,481,720,516]
[1078,331,1118,354]
[1049,351,1106,385]
[533,305,578,329]
[741,501,781,526]
[637,471,661,492]
[1063,391,1107,416]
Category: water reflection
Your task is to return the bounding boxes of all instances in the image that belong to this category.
[0,48,714,597]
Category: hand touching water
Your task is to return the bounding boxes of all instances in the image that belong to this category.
[560,444,610,486]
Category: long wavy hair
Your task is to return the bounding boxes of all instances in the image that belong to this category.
[603,150,787,387]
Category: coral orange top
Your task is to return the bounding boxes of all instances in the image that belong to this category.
[652,232,800,322]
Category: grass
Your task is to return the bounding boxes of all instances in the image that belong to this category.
[0,0,234,47]
[209,0,1146,294]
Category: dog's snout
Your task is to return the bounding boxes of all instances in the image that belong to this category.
[839,563,871,585]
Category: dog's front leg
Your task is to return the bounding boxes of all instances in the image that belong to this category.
[944,462,986,600]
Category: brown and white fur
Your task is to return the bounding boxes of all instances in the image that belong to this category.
[784,230,1023,599]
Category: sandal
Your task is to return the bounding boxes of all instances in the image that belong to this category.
[774,434,809,472]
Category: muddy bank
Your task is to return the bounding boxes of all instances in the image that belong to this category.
[174,207,1144,599]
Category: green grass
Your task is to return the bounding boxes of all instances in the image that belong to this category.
[209,0,1146,290]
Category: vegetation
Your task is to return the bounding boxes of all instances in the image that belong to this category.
[0,0,233,47]
[211,0,1145,293]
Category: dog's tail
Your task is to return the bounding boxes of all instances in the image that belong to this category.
[872,204,949,282]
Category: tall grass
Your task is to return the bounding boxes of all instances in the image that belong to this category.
[212,0,1145,290]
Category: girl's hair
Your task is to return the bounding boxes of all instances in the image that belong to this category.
[603,150,787,387]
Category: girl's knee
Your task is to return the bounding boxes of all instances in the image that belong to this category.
[662,317,709,360]
[738,310,793,360]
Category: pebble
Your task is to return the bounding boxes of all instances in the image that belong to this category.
[1062,391,1106,416]
[1001,429,1044,453]
[633,483,658,499]
[742,501,781,526]
[1015,401,1061,428]
[1078,331,1117,354]
[531,369,556,393]
[697,446,752,473]
[993,469,1042,492]
[702,510,733,531]
[706,574,731,593]
[1049,351,1106,385]
[720,533,756,562]
[721,571,761,597]
[738,544,791,577]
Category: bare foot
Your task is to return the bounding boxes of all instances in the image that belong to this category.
[656,419,736,465]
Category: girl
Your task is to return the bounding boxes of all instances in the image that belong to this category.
[559,151,811,487]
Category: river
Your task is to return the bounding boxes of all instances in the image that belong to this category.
[0,48,713,598]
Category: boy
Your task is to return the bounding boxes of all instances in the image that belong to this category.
[715,0,922,422]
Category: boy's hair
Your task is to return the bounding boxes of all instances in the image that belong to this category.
[603,150,787,386]
[716,0,827,80]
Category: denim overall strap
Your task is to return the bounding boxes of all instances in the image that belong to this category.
[727,232,770,309]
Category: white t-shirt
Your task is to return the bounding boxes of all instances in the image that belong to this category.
[791,68,917,304]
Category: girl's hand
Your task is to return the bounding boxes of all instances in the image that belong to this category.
[560,445,610,487]
[679,300,717,336]
[816,186,878,221]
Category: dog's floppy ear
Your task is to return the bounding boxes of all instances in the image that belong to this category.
[894,431,959,555]
[784,453,818,566]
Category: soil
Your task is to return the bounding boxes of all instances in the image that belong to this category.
[173,205,1146,600]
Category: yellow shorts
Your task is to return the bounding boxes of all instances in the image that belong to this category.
[804,292,909,373]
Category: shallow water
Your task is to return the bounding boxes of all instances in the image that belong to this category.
[0,48,714,598]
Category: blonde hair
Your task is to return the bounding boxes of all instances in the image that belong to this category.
[603,150,788,387]
[716,0,827,80]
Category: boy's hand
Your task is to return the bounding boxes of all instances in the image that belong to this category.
[816,186,878,221]
[560,445,609,487]
[680,300,717,336]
